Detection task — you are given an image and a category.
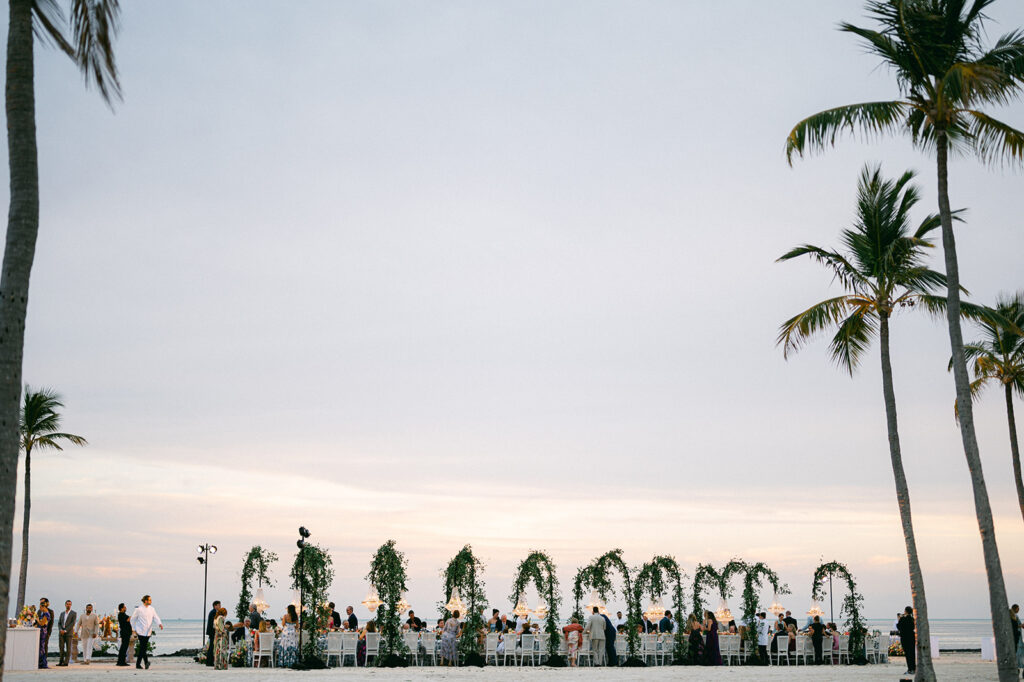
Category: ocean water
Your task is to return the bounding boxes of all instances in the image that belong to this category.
[150,620,205,655]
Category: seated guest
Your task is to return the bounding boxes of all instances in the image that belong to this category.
[498,615,509,633]
[488,609,500,631]
[405,610,424,631]
[231,620,247,644]
[435,619,445,634]
[787,624,797,653]
[727,620,738,634]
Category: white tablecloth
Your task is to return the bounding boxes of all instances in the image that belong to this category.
[3,627,38,671]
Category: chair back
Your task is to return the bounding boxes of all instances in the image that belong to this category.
[342,632,358,653]
[521,633,535,651]
[839,634,850,652]
[326,631,343,654]
[421,632,436,650]
[258,633,274,654]
[776,634,788,653]
[365,632,380,655]
[485,633,499,654]
[403,632,419,650]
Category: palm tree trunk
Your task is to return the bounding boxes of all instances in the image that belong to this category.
[15,447,30,612]
[1,0,40,672]
[1006,384,1024,524]
[936,132,1016,681]
[878,313,935,681]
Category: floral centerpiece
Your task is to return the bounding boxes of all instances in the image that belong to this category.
[16,605,36,627]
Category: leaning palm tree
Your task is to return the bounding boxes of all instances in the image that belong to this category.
[2,0,119,666]
[15,388,87,612]
[778,164,953,681]
[957,292,1024,524]
[784,2,1023,678]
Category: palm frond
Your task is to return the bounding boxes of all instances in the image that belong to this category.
[828,309,877,375]
[31,0,74,56]
[785,101,911,165]
[69,0,122,103]
[976,29,1024,81]
[777,296,862,360]
[964,109,1024,166]
[776,244,866,291]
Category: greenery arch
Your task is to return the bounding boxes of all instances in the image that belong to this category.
[236,545,277,621]
[634,554,688,661]
[692,559,745,619]
[575,548,643,664]
[510,550,565,666]
[440,544,487,665]
[738,562,787,662]
[812,560,866,663]
[368,540,410,666]
[290,542,334,663]
[570,564,596,622]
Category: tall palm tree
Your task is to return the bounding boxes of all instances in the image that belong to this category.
[958,292,1024,523]
[15,388,87,612]
[784,2,1024,678]
[2,0,119,665]
[778,164,953,681]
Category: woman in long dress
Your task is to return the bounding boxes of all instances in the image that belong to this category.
[36,602,51,669]
[276,605,300,667]
[439,610,460,666]
[685,615,704,664]
[702,611,722,666]
[213,608,230,670]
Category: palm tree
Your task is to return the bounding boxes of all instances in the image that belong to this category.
[15,388,87,612]
[2,0,119,662]
[778,164,952,681]
[784,3,1024,678]
[958,292,1024,524]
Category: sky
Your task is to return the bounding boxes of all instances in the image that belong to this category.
[3,0,1024,625]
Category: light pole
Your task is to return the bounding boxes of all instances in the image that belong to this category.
[295,526,311,668]
[197,543,217,649]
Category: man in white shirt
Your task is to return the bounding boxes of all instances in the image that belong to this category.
[613,611,626,629]
[76,604,99,664]
[130,595,163,670]
[756,612,771,664]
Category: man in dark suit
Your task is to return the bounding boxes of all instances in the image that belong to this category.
[783,610,798,630]
[329,602,342,629]
[247,604,262,632]
[345,605,358,630]
[205,600,221,666]
[116,603,132,666]
[232,619,248,645]
[659,610,673,633]
[57,600,77,666]
[601,610,618,665]
[897,606,916,675]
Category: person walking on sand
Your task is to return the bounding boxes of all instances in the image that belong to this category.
[77,603,99,664]
[56,599,76,666]
[130,595,163,669]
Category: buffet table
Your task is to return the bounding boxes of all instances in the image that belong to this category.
[3,627,38,671]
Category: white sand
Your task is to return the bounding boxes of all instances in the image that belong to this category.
[4,655,1003,681]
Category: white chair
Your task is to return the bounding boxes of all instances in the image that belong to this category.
[659,633,674,665]
[793,635,808,665]
[364,633,380,666]
[325,632,343,667]
[537,633,550,663]
[403,632,420,665]
[520,634,536,666]
[863,635,877,664]
[838,634,850,664]
[774,635,789,665]
[252,632,274,668]
[821,635,834,665]
[614,636,627,664]
[878,634,890,663]
[420,632,437,665]
[576,635,592,666]
[556,633,568,660]
[643,633,659,665]
[339,632,358,667]
[502,634,517,666]
[485,633,499,665]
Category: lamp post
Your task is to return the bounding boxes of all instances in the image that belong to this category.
[196,543,217,649]
[295,526,311,668]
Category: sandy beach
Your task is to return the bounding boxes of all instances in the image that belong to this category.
[4,655,1004,681]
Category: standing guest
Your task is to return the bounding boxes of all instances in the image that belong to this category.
[57,599,77,666]
[1011,604,1023,671]
[248,604,262,632]
[213,607,229,670]
[613,611,626,629]
[130,595,163,670]
[897,606,916,676]
[116,604,132,666]
[405,610,424,631]
[439,609,460,666]
[659,610,673,633]
[584,607,606,665]
[77,603,99,665]
[205,600,221,666]
[329,602,341,629]
[276,604,300,667]
[686,615,704,664]
[602,609,618,666]
[808,614,826,664]
[756,612,771,664]
[702,610,722,666]
[563,617,584,666]
[783,610,798,630]
[36,598,52,669]
[345,605,358,631]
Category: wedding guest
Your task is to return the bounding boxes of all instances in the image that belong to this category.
[37,598,52,669]
[205,600,221,666]
[808,614,826,664]
[602,609,618,666]
[233,619,250,644]
[727,620,738,634]
[116,603,132,666]
[439,610,460,666]
[276,605,300,667]
[787,624,798,655]
[248,604,262,632]
[613,611,626,629]
[57,599,77,666]
[498,614,509,633]
[488,609,500,631]
[210,607,227,670]
[756,612,771,664]
[897,606,916,675]
[584,607,606,665]
[702,610,722,666]
[659,610,673,633]
[356,620,377,666]
[435,618,445,633]
[686,615,704,664]
[405,610,424,631]
[1011,604,1023,671]
[329,602,341,629]
[783,610,798,629]
[77,603,99,665]
[130,595,163,670]
[826,622,840,662]
[343,605,357,631]
[563,616,583,666]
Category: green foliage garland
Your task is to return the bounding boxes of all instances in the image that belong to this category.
[290,542,334,662]
[236,546,278,621]
[368,540,410,665]
[576,549,642,663]
[738,562,788,663]
[441,544,487,663]
[571,564,596,623]
[691,563,723,620]
[510,550,564,664]
[812,560,866,663]
[634,555,688,661]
